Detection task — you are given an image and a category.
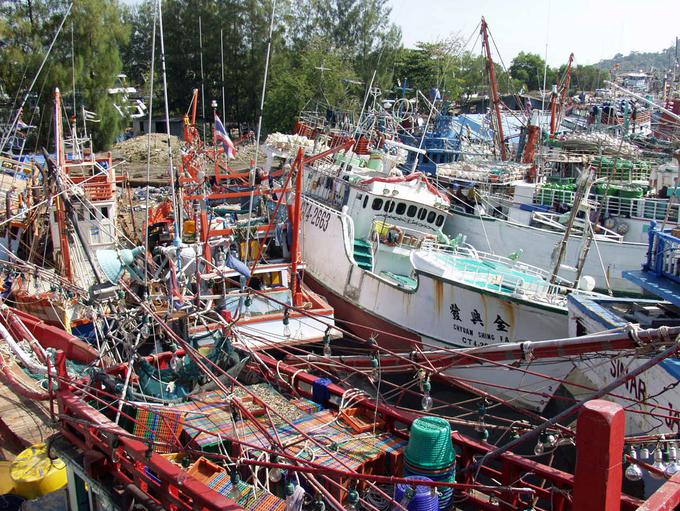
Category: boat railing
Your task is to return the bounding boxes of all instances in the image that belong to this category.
[305,171,349,210]
[530,211,624,241]
[419,239,571,305]
[534,188,680,224]
[370,219,430,250]
[646,226,680,284]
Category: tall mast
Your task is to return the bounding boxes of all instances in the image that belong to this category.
[53,88,74,282]
[551,53,574,138]
[157,0,181,242]
[480,17,506,161]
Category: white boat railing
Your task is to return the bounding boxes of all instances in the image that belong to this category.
[370,219,432,250]
[534,188,679,223]
[530,211,624,241]
[418,238,572,306]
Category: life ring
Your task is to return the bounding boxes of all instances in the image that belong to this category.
[384,226,404,246]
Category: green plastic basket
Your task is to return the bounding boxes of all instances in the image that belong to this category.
[404,417,456,470]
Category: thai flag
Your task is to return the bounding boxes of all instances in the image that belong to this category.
[214,114,236,159]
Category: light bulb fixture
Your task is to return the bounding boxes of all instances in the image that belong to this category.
[625,448,643,482]
[544,433,558,449]
[639,447,650,462]
[421,379,433,411]
[534,432,548,456]
[283,311,291,338]
[370,354,380,382]
[651,448,667,480]
[269,454,283,483]
[665,445,680,478]
[345,489,360,511]
[229,470,241,501]
[211,99,218,109]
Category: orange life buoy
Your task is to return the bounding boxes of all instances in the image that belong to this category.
[384,226,404,246]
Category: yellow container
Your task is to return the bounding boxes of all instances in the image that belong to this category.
[10,443,67,499]
[0,460,15,494]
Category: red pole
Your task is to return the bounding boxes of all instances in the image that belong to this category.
[53,89,73,283]
[522,125,540,165]
[481,17,507,161]
[289,148,305,306]
[572,400,625,511]
[549,87,558,138]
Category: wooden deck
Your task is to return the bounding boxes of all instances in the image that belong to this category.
[0,362,55,460]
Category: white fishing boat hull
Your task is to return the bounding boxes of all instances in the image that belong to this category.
[444,210,647,295]
[565,293,680,435]
[301,197,572,411]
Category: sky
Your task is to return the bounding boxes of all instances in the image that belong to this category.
[389,0,678,67]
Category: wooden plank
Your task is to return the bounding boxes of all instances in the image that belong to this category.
[0,363,54,459]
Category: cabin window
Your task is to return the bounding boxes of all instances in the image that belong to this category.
[427,211,436,223]
[407,205,417,218]
[363,195,368,208]
[418,208,427,220]
[396,202,406,215]
[100,206,109,219]
[77,207,85,221]
[383,200,395,213]
[435,214,444,227]
[89,210,96,220]
[371,198,383,210]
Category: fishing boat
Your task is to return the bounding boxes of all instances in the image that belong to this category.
[442,148,680,295]
[130,90,339,351]
[566,222,680,435]
[258,131,607,411]
[3,283,680,510]
[8,89,120,335]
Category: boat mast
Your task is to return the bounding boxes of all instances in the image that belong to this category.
[549,170,593,286]
[480,17,506,161]
[289,148,304,306]
[550,53,574,138]
[157,0,181,242]
[53,88,74,282]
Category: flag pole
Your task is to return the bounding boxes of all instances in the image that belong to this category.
[220,28,226,121]
[245,0,277,262]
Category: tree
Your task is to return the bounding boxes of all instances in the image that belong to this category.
[509,52,547,92]
[0,0,130,150]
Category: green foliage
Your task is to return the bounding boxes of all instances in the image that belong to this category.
[570,65,609,92]
[596,45,678,73]
[509,52,550,92]
[0,0,129,150]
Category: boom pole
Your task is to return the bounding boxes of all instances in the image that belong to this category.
[551,52,574,137]
[481,17,507,161]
